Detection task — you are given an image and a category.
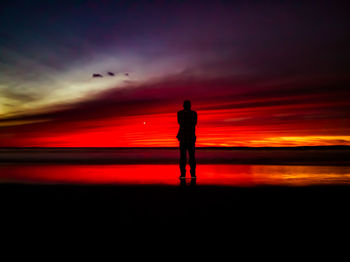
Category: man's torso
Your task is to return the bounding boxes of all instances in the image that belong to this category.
[177,110,197,142]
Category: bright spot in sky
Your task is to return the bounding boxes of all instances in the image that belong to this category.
[143,122,146,125]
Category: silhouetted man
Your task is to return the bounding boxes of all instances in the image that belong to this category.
[177,100,197,179]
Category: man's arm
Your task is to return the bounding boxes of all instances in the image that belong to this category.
[194,112,197,126]
[177,111,182,125]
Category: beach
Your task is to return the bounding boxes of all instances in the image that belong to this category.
[1,147,350,232]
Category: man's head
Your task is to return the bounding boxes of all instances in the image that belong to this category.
[183,100,191,110]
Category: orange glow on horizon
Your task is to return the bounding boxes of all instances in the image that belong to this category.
[1,106,349,147]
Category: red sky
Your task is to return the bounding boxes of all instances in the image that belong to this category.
[1,74,349,147]
[1,1,349,147]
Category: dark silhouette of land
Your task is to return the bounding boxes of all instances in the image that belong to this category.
[177,100,198,177]
[1,146,349,165]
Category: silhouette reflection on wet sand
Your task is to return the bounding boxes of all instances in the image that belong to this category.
[180,177,197,187]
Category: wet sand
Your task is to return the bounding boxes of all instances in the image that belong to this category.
[1,164,350,186]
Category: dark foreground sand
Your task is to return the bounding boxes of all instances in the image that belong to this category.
[2,183,350,234]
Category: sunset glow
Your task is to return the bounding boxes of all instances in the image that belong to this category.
[1,1,349,147]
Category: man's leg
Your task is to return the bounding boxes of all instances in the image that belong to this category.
[188,141,196,177]
[179,141,187,177]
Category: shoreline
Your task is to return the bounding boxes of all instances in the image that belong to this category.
[1,147,349,165]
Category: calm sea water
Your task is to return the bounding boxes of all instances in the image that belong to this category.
[1,164,350,186]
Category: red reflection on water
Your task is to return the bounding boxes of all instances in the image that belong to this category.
[0,164,350,186]
[0,164,256,186]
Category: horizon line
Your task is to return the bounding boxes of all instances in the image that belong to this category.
[1,145,349,150]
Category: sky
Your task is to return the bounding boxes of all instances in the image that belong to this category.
[0,0,349,147]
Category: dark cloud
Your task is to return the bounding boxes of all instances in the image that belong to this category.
[92,73,103,78]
